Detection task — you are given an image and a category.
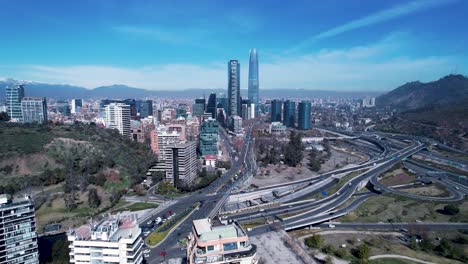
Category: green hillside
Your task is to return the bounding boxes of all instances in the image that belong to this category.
[0,122,155,194]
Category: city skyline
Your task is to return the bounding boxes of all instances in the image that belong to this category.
[1,0,467,91]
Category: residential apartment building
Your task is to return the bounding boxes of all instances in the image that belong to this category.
[166,141,197,187]
[21,97,48,123]
[228,60,240,116]
[105,103,131,138]
[67,214,143,264]
[0,194,39,264]
[5,85,24,122]
[187,218,257,264]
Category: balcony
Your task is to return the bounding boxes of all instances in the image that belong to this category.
[223,244,257,261]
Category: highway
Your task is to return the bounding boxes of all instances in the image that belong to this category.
[142,125,467,262]
[143,126,255,263]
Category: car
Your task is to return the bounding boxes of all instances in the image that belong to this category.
[328,224,335,228]
[180,246,187,251]
[143,231,150,236]
[143,249,151,254]
[144,253,150,258]
[336,192,340,195]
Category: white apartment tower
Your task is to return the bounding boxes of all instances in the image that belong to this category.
[105,103,131,138]
[0,194,39,264]
[67,214,143,264]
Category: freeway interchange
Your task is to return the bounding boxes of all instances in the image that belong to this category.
[142,127,467,263]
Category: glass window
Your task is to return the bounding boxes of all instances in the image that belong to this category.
[207,245,214,251]
[223,242,238,251]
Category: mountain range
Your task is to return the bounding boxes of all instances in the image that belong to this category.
[376,74,468,111]
[0,78,381,100]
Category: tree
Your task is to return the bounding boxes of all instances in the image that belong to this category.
[216,170,223,178]
[64,192,78,210]
[334,248,347,258]
[88,188,101,208]
[356,244,370,261]
[443,204,459,215]
[285,131,304,166]
[322,244,335,254]
[325,256,334,264]
[305,234,323,249]
[0,112,9,121]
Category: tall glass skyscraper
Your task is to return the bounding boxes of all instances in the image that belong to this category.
[228,60,240,116]
[271,99,282,122]
[5,84,24,122]
[207,93,217,118]
[298,101,311,130]
[283,100,296,128]
[248,48,259,117]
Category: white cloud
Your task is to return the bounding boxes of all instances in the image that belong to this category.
[287,0,458,53]
[14,34,463,91]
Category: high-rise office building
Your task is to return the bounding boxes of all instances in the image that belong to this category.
[206,93,217,119]
[21,97,48,123]
[199,118,219,156]
[70,99,83,114]
[56,100,71,116]
[216,96,228,115]
[271,99,282,122]
[192,98,206,117]
[105,103,131,137]
[283,100,296,128]
[0,194,39,264]
[123,99,138,119]
[248,48,259,118]
[227,60,240,116]
[5,84,24,122]
[67,213,143,264]
[166,141,197,187]
[137,100,153,118]
[298,101,311,130]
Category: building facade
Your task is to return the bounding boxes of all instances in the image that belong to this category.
[206,94,217,119]
[199,118,219,156]
[229,115,243,134]
[227,60,240,116]
[71,99,83,114]
[187,218,257,264]
[166,141,198,187]
[5,85,24,122]
[248,48,259,118]
[270,99,282,122]
[137,100,153,118]
[192,98,206,117]
[297,100,311,130]
[105,103,131,138]
[56,100,71,116]
[21,97,48,123]
[282,100,296,128]
[0,194,39,264]
[67,214,143,264]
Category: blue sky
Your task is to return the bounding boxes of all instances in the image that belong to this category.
[1,0,467,90]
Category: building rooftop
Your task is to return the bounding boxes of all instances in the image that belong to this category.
[193,218,245,242]
[0,194,32,207]
[70,213,140,242]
